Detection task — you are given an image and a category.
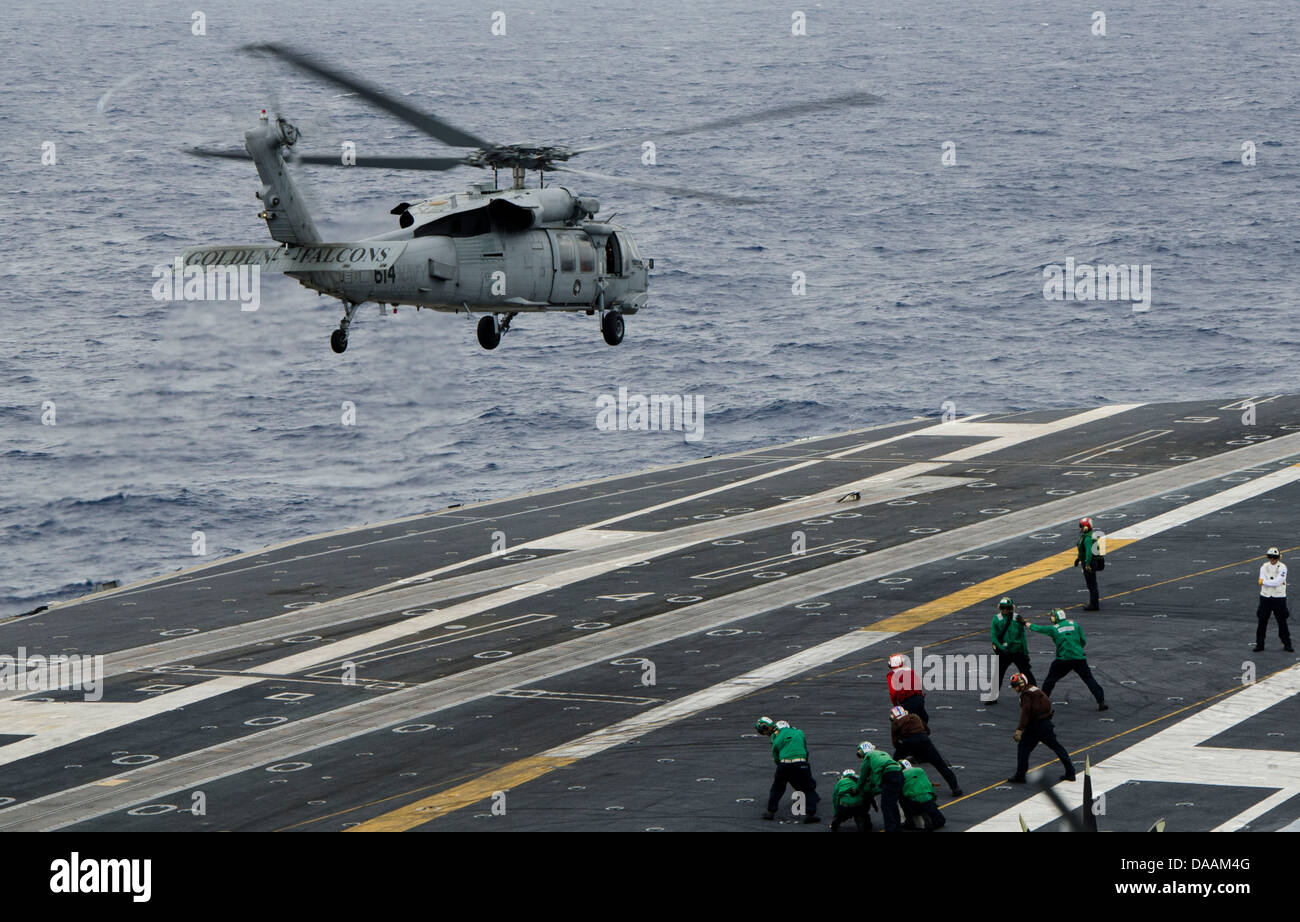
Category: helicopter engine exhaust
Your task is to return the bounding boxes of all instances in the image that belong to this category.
[485,188,598,231]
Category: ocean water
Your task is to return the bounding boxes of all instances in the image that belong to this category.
[3,0,1298,614]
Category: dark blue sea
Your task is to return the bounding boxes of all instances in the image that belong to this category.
[3,0,1298,614]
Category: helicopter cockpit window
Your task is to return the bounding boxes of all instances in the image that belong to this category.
[605,235,623,276]
[577,237,595,274]
[413,206,492,239]
[557,234,576,272]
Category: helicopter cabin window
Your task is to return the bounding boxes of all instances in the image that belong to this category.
[605,234,623,276]
[577,237,595,274]
[413,206,492,239]
[557,234,576,272]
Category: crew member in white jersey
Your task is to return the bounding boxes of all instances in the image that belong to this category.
[1255,547,1293,653]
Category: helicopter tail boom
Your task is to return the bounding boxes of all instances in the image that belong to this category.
[244,113,321,246]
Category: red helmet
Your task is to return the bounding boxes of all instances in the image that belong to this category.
[1079,517,1092,530]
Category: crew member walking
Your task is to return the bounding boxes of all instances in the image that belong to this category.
[1074,517,1100,610]
[886,653,929,726]
[1007,673,1076,784]
[754,716,821,822]
[1026,608,1107,710]
[889,705,962,796]
[982,595,1037,705]
[1255,547,1294,652]
[898,761,947,831]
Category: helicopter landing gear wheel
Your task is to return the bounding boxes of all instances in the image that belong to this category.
[332,300,360,354]
[601,310,624,346]
[476,314,501,350]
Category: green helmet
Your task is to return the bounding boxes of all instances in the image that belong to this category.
[998,596,1015,611]
[755,716,776,734]
[1050,608,1066,624]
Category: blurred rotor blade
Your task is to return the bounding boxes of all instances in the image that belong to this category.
[241,43,491,149]
[293,154,471,171]
[550,165,760,205]
[573,90,882,154]
[188,147,251,161]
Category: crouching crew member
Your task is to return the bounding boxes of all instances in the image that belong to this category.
[755,716,821,823]
[983,596,1036,705]
[1007,673,1076,784]
[886,653,929,726]
[898,760,947,831]
[889,705,962,796]
[1255,546,1294,652]
[855,741,904,832]
[829,769,873,832]
[1026,608,1107,710]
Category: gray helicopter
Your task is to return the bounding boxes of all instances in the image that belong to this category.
[185,44,880,353]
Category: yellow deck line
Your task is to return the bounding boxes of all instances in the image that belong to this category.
[868,540,1135,634]
[350,755,576,832]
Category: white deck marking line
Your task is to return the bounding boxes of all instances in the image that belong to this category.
[526,528,653,551]
[302,614,555,678]
[384,461,945,588]
[966,664,1300,832]
[690,539,871,580]
[252,468,968,677]
[0,676,262,771]
[1107,463,1300,540]
[1056,429,1173,464]
[546,631,897,761]
[929,405,1144,462]
[1214,788,1298,832]
[385,459,821,586]
[382,409,1102,588]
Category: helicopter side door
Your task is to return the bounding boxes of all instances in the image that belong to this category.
[546,229,597,305]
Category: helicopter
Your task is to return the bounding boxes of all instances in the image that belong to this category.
[185,44,880,353]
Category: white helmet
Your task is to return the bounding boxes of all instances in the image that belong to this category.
[890,705,907,721]
[1267,547,1281,558]
[899,760,913,770]
[841,768,858,778]
[888,654,906,669]
[855,741,875,758]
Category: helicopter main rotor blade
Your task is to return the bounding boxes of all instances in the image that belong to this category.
[292,154,471,171]
[188,147,252,161]
[241,43,491,150]
[572,90,882,154]
[550,165,761,205]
